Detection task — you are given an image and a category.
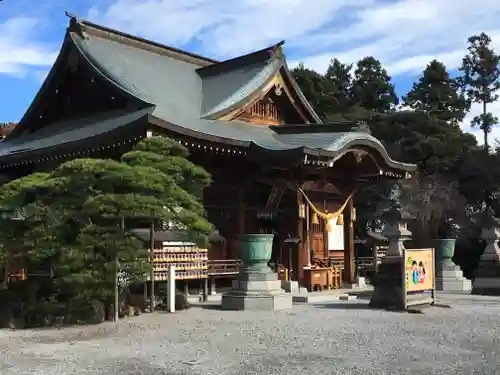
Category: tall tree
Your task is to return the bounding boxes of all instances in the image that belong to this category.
[350,57,398,113]
[292,63,331,120]
[323,58,353,115]
[0,136,212,314]
[460,32,500,150]
[403,60,470,126]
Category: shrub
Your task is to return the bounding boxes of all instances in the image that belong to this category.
[23,299,67,328]
[67,298,106,325]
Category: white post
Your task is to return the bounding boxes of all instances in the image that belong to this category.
[167,265,176,313]
[114,258,119,322]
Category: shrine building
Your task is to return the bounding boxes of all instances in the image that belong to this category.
[0,14,416,289]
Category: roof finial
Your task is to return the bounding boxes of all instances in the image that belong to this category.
[65,11,77,19]
[269,41,285,60]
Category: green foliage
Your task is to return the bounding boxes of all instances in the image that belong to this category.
[403,60,470,125]
[324,59,353,114]
[0,136,212,311]
[292,38,495,247]
[292,56,397,122]
[350,57,398,113]
[291,63,332,120]
[460,32,500,148]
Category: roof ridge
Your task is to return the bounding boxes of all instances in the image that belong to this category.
[65,11,217,67]
[196,41,285,77]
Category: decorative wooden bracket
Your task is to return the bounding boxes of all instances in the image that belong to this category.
[266,185,284,209]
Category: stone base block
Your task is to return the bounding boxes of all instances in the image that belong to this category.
[471,259,500,295]
[437,269,466,278]
[369,257,405,310]
[357,277,367,288]
[435,264,472,292]
[231,280,282,292]
[344,277,367,289]
[370,285,405,309]
[472,277,500,295]
[281,280,308,294]
[292,293,356,303]
[221,293,292,310]
[436,278,471,292]
[223,277,293,310]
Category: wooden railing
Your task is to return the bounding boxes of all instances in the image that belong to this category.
[313,257,344,269]
[357,257,375,269]
[207,259,241,276]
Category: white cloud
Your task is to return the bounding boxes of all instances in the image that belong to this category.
[88,0,375,58]
[88,0,500,144]
[463,101,500,146]
[0,17,58,75]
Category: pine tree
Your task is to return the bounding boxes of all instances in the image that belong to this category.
[292,63,332,120]
[350,57,398,113]
[460,32,500,150]
[0,136,213,306]
[323,59,353,114]
[403,60,469,126]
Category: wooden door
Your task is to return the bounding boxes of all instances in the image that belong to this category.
[311,233,324,261]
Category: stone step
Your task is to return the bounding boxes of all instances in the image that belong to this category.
[292,293,357,304]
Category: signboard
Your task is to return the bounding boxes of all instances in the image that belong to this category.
[403,248,436,308]
[327,216,344,250]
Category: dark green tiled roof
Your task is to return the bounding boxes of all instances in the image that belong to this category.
[0,17,416,173]
[199,59,281,118]
[0,108,152,158]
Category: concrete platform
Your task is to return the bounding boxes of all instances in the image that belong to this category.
[292,292,358,304]
[191,286,372,305]
[221,280,293,311]
[221,292,293,310]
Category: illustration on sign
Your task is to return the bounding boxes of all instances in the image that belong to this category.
[404,249,434,292]
[409,259,426,285]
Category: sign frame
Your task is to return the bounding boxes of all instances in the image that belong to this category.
[402,248,436,309]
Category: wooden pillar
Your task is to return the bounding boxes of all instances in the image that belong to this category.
[202,277,208,302]
[372,242,379,274]
[297,189,305,282]
[323,199,329,258]
[344,198,355,284]
[237,185,245,235]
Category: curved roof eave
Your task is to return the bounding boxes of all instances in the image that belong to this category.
[148,113,416,173]
[9,28,153,142]
[7,33,73,139]
[280,59,322,124]
[69,31,153,106]
[201,59,283,120]
[147,115,252,148]
[302,138,417,172]
[248,133,416,172]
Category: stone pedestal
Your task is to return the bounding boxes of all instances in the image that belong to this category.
[472,216,500,295]
[344,276,367,289]
[369,205,413,310]
[281,280,308,294]
[221,234,292,310]
[436,259,471,292]
[369,257,406,309]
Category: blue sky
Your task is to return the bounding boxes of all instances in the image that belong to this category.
[1,0,500,143]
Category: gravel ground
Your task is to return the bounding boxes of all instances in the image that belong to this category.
[1,293,500,375]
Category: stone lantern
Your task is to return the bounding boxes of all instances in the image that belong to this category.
[472,214,500,295]
[369,204,414,309]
